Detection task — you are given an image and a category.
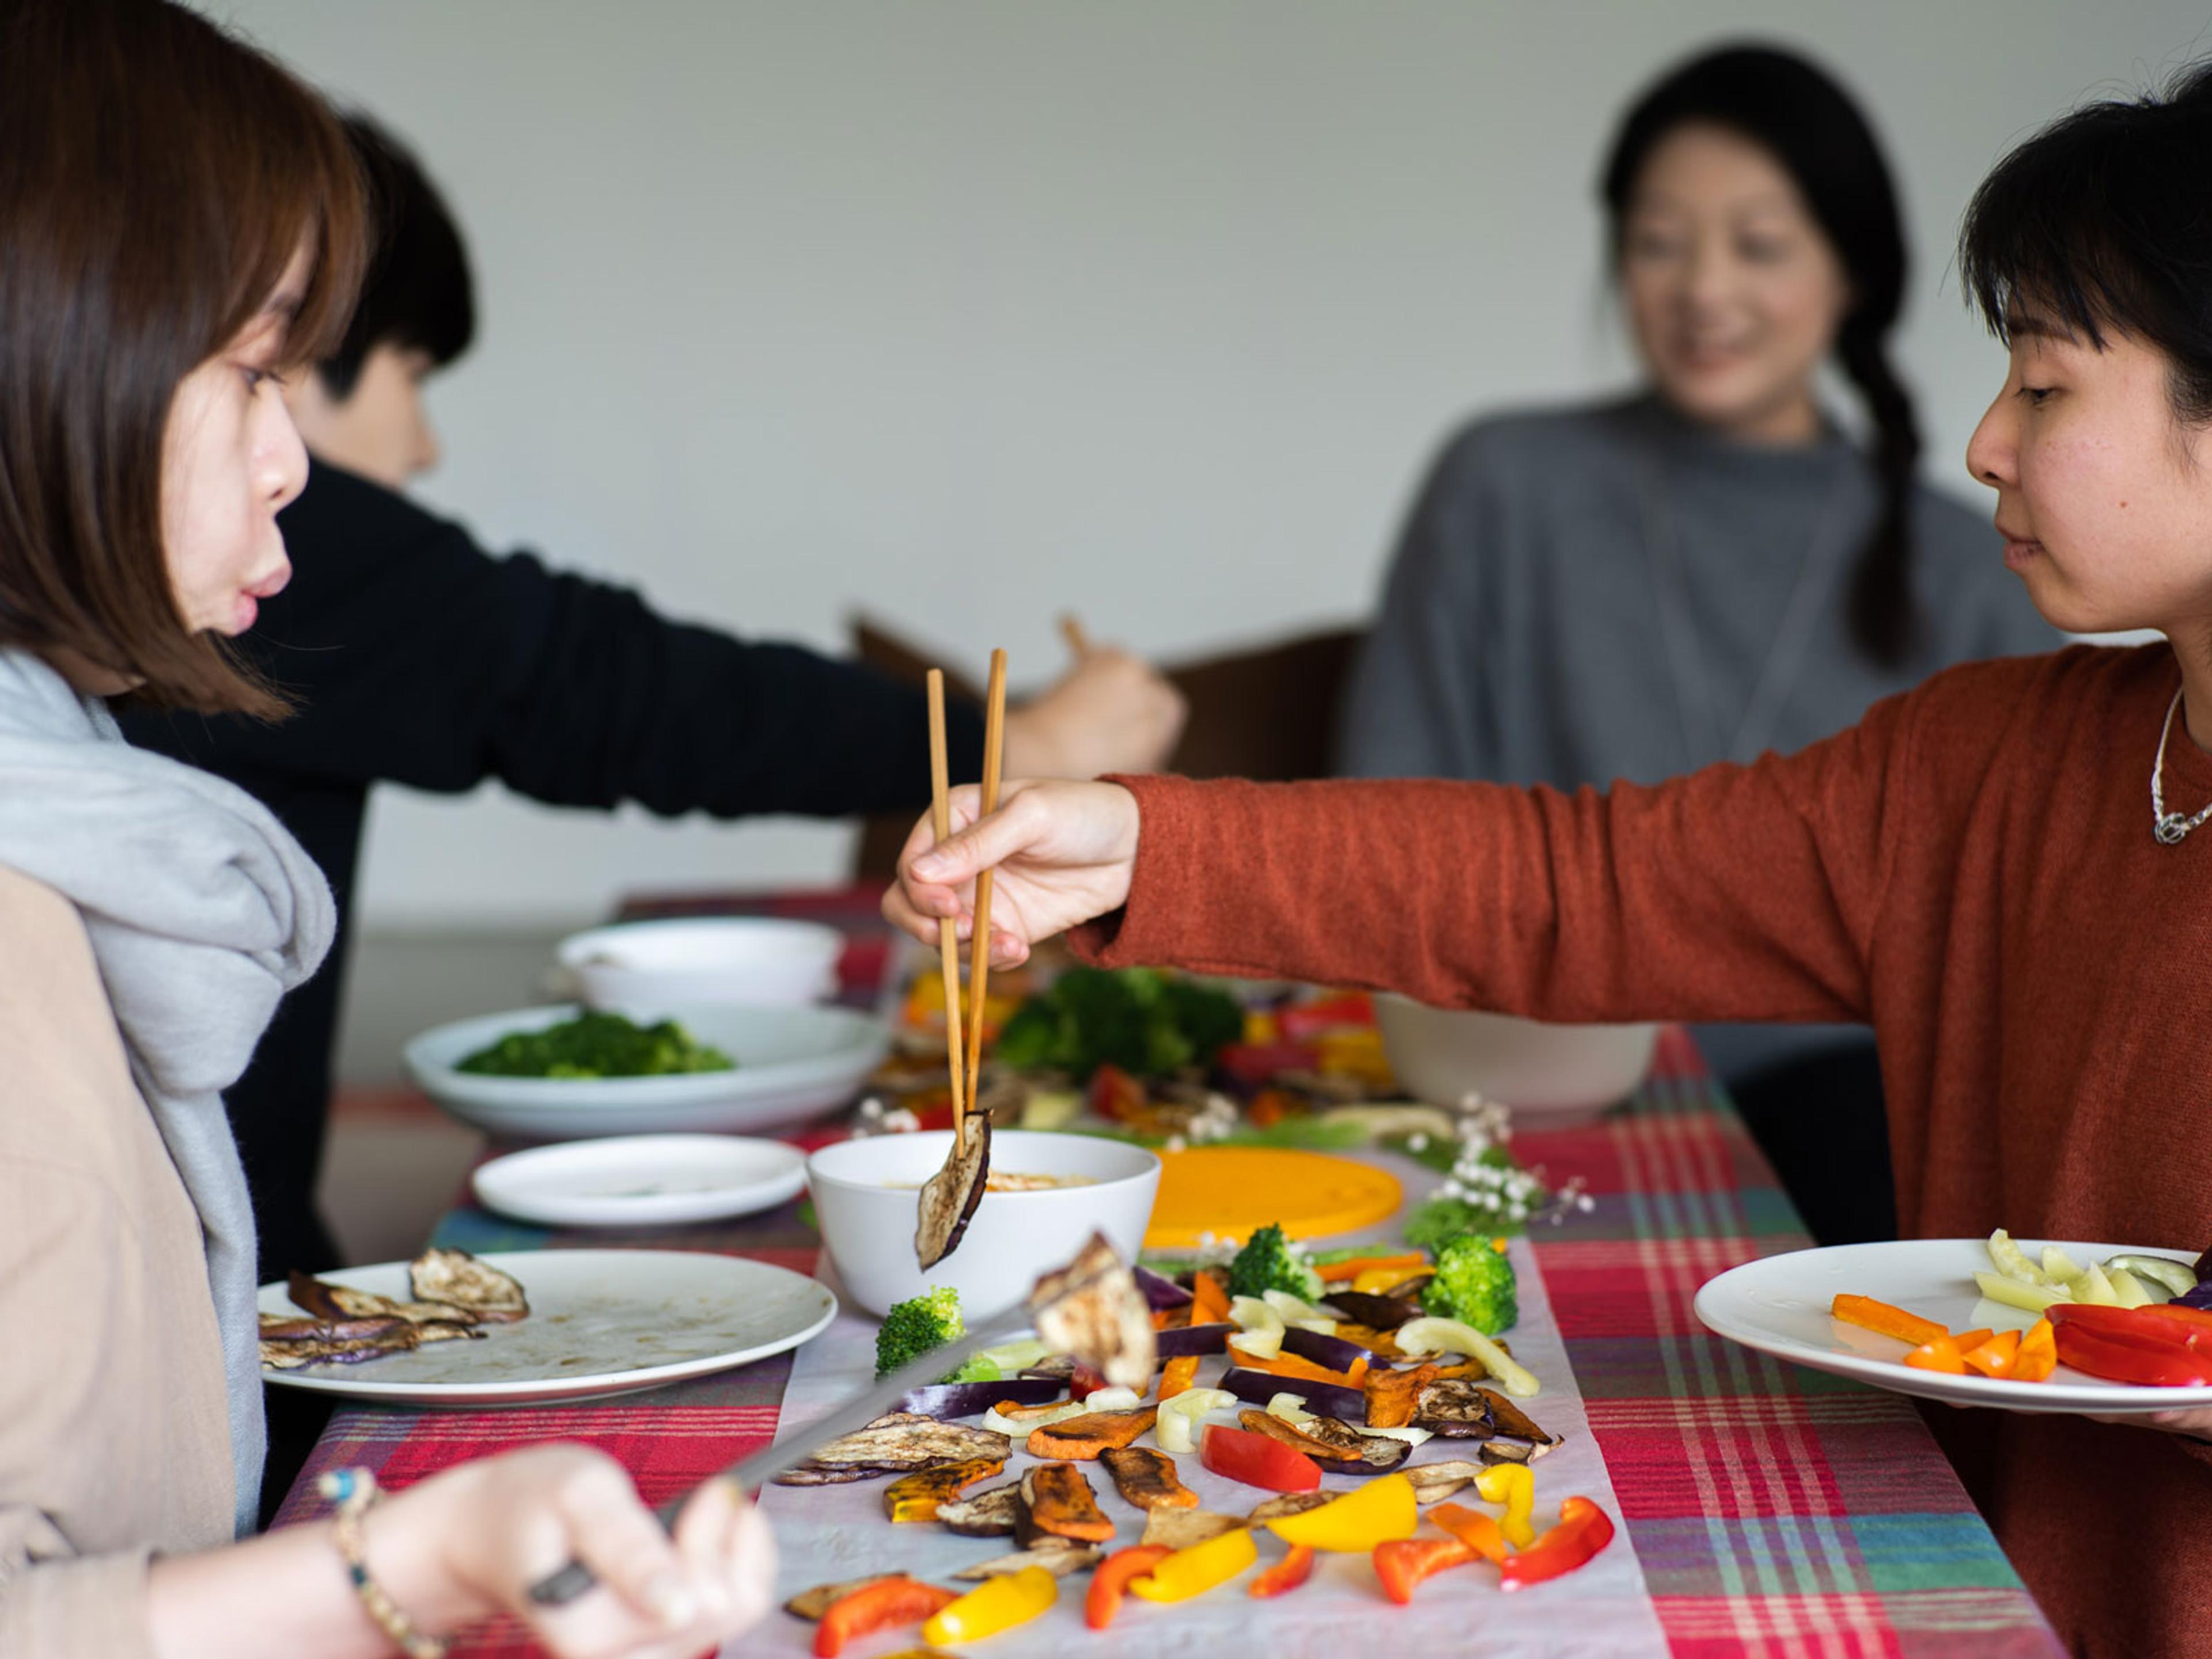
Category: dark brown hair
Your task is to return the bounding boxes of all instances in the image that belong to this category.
[0,0,365,717]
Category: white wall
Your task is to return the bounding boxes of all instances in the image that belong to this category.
[209,0,2212,929]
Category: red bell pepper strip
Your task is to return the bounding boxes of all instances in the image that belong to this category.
[1202,1424,1322,1492]
[1069,1361,1109,1402]
[1496,1497,1615,1592]
[1372,1536,1476,1604]
[814,1576,959,1657]
[2051,1302,2212,1350]
[2051,1320,2212,1386]
[1085,1545,1171,1631]
[1249,1544,1317,1599]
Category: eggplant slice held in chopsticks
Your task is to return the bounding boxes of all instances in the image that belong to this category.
[914,1113,992,1270]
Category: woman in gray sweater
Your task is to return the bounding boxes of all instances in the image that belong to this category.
[1336,46,2055,1243]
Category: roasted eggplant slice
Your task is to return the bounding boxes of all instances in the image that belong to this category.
[289,1269,479,1329]
[783,1575,902,1620]
[407,1248,528,1323]
[1475,1389,1560,1454]
[1016,1462,1115,1544]
[883,1456,1006,1522]
[1403,1460,1490,1504]
[1245,1491,1334,1525]
[1236,1409,1366,1465]
[772,1412,1012,1484]
[953,1541,1103,1581]
[937,1480,1026,1537]
[258,1310,412,1344]
[1030,1233,1156,1392]
[257,1325,424,1369]
[1139,1509,1247,1551]
[915,1115,991,1269]
[1411,1378,1499,1438]
[1323,1289,1425,1330]
[1100,1445,1198,1511]
[1292,1415,1415,1472]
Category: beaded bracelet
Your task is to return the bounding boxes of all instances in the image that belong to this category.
[319,1467,448,1659]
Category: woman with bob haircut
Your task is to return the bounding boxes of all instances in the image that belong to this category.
[0,3,771,1654]
[1336,44,2055,1247]
[890,62,2212,1658]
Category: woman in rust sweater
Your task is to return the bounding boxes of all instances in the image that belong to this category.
[888,68,2212,1659]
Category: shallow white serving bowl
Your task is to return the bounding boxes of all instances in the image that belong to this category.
[557,918,844,1014]
[1374,994,1658,1124]
[406,1002,888,1140]
[471,1134,807,1227]
[807,1130,1161,1320]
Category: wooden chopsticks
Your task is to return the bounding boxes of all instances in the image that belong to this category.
[925,655,1008,1157]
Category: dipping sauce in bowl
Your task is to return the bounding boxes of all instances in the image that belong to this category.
[808,1130,1159,1320]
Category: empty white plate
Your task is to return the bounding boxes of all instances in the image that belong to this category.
[472,1134,807,1228]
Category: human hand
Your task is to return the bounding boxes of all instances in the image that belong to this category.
[1002,646,1185,779]
[883,778,1142,966]
[382,1444,775,1659]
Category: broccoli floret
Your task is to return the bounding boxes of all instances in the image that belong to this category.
[1421,1236,1518,1335]
[874,1285,964,1379]
[1226,1224,1324,1301]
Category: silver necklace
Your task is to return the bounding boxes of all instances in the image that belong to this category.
[2152,688,2212,844]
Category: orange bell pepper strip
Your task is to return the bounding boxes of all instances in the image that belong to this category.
[1426,1502,1509,1563]
[1191,1271,1232,1327]
[1158,1353,1200,1401]
[1224,1348,1368,1390]
[1249,1544,1316,1598]
[1085,1545,1171,1631]
[1317,1252,1429,1285]
[1903,1336,1967,1374]
[1372,1536,1476,1604]
[1831,1294,1948,1347]
[814,1577,959,1658]
[1960,1328,2022,1378]
[2013,1317,2058,1382]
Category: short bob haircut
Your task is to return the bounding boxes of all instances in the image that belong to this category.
[1961,59,2212,426]
[0,0,366,718]
[317,115,477,402]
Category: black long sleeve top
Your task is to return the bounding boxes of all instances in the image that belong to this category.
[120,460,978,1278]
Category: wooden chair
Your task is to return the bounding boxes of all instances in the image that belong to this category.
[848,613,1363,880]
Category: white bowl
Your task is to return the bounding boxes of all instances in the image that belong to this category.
[1374,994,1658,1124]
[557,918,844,1015]
[807,1130,1161,1320]
[406,1002,888,1140]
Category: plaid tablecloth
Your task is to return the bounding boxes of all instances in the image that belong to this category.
[279,889,2063,1658]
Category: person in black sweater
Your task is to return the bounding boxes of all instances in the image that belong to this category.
[120,115,1183,1287]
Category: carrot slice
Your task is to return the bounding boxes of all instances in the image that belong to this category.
[1226,1349,1367,1390]
[1027,1406,1160,1461]
[1831,1293,1948,1347]
[1158,1354,1200,1402]
[1363,1363,1440,1429]
[1317,1253,1429,1285]
[1191,1271,1232,1327]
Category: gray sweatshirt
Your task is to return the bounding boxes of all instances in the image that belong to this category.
[1335,395,2058,1079]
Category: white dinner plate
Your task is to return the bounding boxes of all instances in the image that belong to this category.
[471,1135,806,1228]
[260,1249,835,1407]
[1696,1237,2211,1414]
[404,1002,888,1140]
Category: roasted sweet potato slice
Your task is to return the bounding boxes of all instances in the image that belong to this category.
[882,1455,1006,1522]
[1362,1362,1440,1429]
[1025,1404,1158,1461]
[1017,1461,1115,1544]
[1100,1445,1198,1511]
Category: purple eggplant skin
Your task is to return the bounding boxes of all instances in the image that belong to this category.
[2195,1247,2212,1283]
[1282,1326,1375,1370]
[897,1377,1065,1419]
[2177,1280,2212,1310]
[1218,1366,1367,1423]
[1134,1264,1195,1311]
[1321,1289,1423,1330]
[1154,1323,1236,1358]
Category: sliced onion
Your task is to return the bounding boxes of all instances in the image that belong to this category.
[1219,1366,1366,1422]
[982,1398,1085,1438]
[1358,1424,1434,1447]
[1262,1289,1336,1334]
[1084,1385,1143,1414]
[1266,1392,1316,1426]
[1157,1387,1237,1454]
[1226,1330,1283,1362]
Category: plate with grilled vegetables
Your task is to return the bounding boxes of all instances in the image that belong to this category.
[257,1247,835,1406]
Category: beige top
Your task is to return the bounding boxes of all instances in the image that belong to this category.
[0,863,234,1658]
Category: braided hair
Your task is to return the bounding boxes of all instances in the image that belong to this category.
[1601,44,1920,664]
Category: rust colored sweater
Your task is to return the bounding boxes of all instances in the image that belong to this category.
[1077,645,2212,1659]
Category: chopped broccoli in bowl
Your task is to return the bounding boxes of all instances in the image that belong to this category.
[1421,1235,1518,1335]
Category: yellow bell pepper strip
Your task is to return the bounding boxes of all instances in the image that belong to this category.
[1372,1535,1476,1604]
[1960,1328,2022,1378]
[1263,1472,1419,1552]
[1085,1546,1171,1631]
[1158,1353,1200,1401]
[1830,1293,1949,1347]
[1426,1502,1509,1563]
[1496,1496,1615,1591]
[1474,1463,1536,1548]
[1318,1253,1430,1285]
[1249,1544,1316,1598]
[2013,1317,2058,1382]
[1127,1526,1259,1602]
[1353,1266,1426,1296]
[921,1566,1057,1645]
[815,1577,959,1658]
